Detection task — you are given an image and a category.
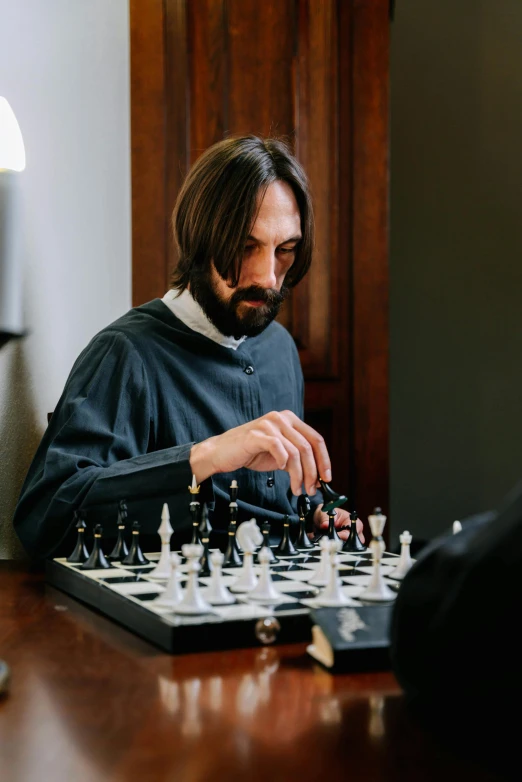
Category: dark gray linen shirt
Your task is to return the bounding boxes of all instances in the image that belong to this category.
[14,299,320,559]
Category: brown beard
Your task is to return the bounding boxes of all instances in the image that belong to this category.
[189,270,289,339]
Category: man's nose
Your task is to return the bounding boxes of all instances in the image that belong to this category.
[247,248,277,289]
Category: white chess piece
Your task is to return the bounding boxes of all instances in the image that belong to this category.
[174,544,212,615]
[248,546,282,602]
[149,503,174,579]
[358,508,396,602]
[205,550,235,605]
[453,520,462,534]
[308,537,331,586]
[315,540,351,607]
[389,530,413,581]
[154,552,183,608]
[231,519,262,592]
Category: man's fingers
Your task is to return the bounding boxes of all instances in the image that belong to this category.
[267,411,332,485]
[262,417,315,495]
[250,431,290,472]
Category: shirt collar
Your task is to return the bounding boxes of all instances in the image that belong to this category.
[161,288,247,350]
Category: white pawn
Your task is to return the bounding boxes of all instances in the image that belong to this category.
[315,540,351,607]
[154,552,183,608]
[231,519,262,593]
[358,508,396,602]
[308,537,331,587]
[174,544,212,615]
[453,520,462,534]
[389,531,413,581]
[206,550,235,605]
[249,547,282,602]
[149,503,174,579]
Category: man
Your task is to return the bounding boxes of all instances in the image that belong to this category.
[14,135,363,560]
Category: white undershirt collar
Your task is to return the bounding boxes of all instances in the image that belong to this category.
[161,288,247,350]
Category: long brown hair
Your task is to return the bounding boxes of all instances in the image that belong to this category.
[170,135,314,291]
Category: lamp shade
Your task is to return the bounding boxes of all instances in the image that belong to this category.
[0,97,26,172]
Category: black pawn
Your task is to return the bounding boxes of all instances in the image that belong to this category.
[122,521,149,566]
[295,494,313,550]
[108,500,129,561]
[257,521,278,564]
[80,524,110,570]
[198,503,213,577]
[275,514,298,556]
[327,509,342,545]
[343,510,367,552]
[318,478,348,513]
[223,522,242,568]
[67,510,89,564]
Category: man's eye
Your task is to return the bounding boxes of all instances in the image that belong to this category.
[279,247,296,254]
[244,245,256,253]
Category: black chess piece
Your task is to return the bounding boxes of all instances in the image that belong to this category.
[295,494,313,550]
[67,510,89,564]
[122,521,149,566]
[318,478,348,513]
[223,522,242,568]
[198,503,213,577]
[80,524,111,570]
[223,480,241,566]
[343,510,367,552]
[188,477,201,544]
[256,521,278,564]
[108,500,129,561]
[230,479,239,504]
[275,514,298,556]
[327,509,342,545]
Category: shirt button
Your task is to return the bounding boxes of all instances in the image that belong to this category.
[267,477,275,488]
[244,365,254,375]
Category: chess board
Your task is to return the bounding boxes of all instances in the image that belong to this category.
[45,547,403,655]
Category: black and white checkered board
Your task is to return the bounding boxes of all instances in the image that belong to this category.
[45,548,403,654]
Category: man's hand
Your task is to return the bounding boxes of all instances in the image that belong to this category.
[312,504,365,544]
[189,410,331,497]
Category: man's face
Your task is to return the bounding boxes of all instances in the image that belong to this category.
[190,180,302,339]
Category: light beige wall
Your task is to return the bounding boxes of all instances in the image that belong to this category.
[0,0,131,558]
[390,0,522,542]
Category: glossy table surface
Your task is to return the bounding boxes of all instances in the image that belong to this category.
[0,562,502,782]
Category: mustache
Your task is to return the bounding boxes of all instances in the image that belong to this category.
[231,286,287,306]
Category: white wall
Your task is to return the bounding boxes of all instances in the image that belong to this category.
[0,0,131,557]
[390,0,522,543]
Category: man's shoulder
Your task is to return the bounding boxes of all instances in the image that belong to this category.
[89,299,179,352]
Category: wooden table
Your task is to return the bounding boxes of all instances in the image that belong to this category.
[0,563,501,782]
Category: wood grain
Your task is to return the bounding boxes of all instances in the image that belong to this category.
[130,0,168,306]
